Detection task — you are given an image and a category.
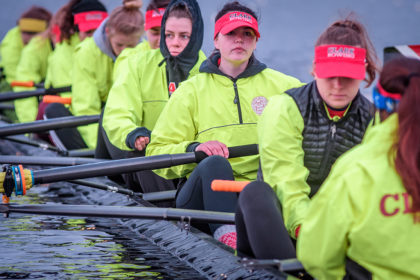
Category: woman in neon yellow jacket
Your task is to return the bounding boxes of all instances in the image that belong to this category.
[298,57,420,279]
[146,2,302,248]
[234,18,378,261]
[0,6,51,87]
[0,6,51,122]
[13,0,107,124]
[44,0,108,92]
[102,0,205,193]
[65,1,144,149]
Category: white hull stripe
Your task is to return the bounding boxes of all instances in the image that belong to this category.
[395,45,420,59]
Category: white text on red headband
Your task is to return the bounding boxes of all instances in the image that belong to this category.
[327,46,355,59]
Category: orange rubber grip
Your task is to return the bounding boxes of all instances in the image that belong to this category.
[18,165,26,195]
[43,95,72,105]
[211,180,250,192]
[2,195,10,203]
[10,81,35,88]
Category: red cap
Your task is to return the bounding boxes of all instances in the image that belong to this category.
[214,11,260,39]
[74,11,108,32]
[314,45,366,80]
[145,8,165,30]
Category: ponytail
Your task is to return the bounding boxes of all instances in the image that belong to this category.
[380,57,420,212]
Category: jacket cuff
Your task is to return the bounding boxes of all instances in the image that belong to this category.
[125,127,151,149]
[186,142,201,152]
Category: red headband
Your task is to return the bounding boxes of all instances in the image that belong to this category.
[214,11,260,39]
[314,44,366,79]
[74,11,108,32]
[145,8,165,30]
[376,81,401,100]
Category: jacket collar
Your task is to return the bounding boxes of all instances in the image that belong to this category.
[199,51,267,81]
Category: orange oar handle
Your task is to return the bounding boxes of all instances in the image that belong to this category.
[43,95,72,105]
[211,180,250,192]
[10,81,35,88]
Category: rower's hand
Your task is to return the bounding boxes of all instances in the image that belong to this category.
[196,141,229,158]
[134,136,149,151]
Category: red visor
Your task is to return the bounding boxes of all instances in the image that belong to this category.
[314,45,366,79]
[74,11,108,32]
[214,11,260,39]
[145,8,165,30]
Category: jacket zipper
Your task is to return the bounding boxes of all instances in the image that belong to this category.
[233,82,243,124]
[319,123,336,180]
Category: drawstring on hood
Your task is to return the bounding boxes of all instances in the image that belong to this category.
[159,0,203,91]
[199,51,267,80]
[93,18,116,61]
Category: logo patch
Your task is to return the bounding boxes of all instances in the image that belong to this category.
[251,96,268,115]
[168,82,177,95]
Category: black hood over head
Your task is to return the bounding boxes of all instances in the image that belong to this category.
[159,0,203,91]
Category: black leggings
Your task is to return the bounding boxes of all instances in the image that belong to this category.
[96,112,176,194]
[176,155,237,233]
[236,181,296,259]
[44,103,88,150]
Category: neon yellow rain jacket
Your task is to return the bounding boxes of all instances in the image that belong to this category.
[44,33,80,97]
[146,55,303,180]
[71,37,113,149]
[112,40,150,81]
[103,48,206,151]
[297,114,420,280]
[13,36,52,123]
[0,26,24,84]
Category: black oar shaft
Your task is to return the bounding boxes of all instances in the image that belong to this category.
[0,86,71,102]
[32,144,258,185]
[3,136,60,152]
[0,156,103,166]
[34,153,197,184]
[0,204,235,224]
[0,115,99,137]
[68,179,135,196]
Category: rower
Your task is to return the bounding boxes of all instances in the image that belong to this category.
[43,0,144,150]
[0,6,51,89]
[235,16,378,263]
[0,6,51,123]
[297,56,420,279]
[146,1,302,248]
[101,0,205,194]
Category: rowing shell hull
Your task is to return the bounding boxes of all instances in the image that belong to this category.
[0,134,289,279]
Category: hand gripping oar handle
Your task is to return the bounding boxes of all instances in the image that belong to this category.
[0,204,235,224]
[36,144,258,184]
[0,86,71,102]
[194,144,259,162]
[0,115,99,137]
[0,144,258,195]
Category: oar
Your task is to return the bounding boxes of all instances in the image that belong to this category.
[1,136,95,157]
[0,155,103,166]
[0,115,99,137]
[32,144,258,185]
[240,258,305,273]
[68,179,177,202]
[0,203,234,224]
[0,86,71,102]
[0,145,259,196]
[0,104,14,110]
[3,135,62,153]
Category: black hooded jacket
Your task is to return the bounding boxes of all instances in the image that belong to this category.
[159,0,203,89]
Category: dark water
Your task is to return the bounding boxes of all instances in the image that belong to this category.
[0,187,206,280]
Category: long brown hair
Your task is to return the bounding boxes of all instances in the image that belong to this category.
[380,57,420,212]
[315,16,379,86]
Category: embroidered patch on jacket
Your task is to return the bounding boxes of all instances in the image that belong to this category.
[251,96,268,115]
[168,82,177,95]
